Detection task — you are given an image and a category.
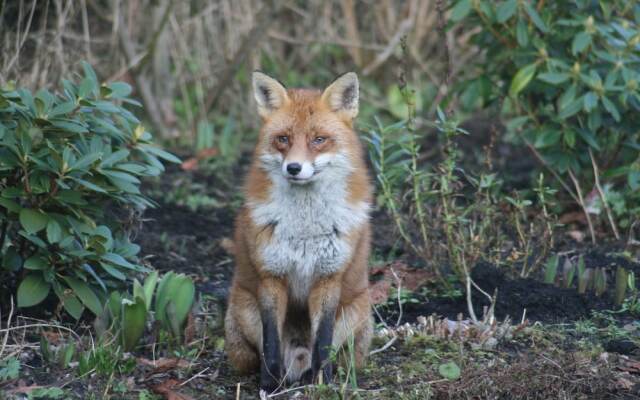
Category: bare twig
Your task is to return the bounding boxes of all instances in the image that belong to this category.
[0,297,14,360]
[589,148,620,240]
[179,367,209,386]
[435,0,453,115]
[369,335,398,356]
[523,139,579,203]
[116,12,171,138]
[200,0,285,124]
[362,18,413,76]
[568,169,596,244]
[391,267,403,327]
[134,0,175,74]
[4,0,37,72]
[0,323,82,342]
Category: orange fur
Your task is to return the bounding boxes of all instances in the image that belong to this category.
[225,72,372,390]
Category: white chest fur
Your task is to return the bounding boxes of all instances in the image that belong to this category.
[249,170,369,303]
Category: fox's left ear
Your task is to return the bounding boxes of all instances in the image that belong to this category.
[321,72,359,119]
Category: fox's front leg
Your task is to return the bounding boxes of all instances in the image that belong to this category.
[258,277,288,393]
[308,274,341,384]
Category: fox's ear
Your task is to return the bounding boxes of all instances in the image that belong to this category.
[321,72,359,119]
[252,71,289,118]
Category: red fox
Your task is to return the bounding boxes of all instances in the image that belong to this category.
[224,71,373,392]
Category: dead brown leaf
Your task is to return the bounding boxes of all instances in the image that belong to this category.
[180,148,218,171]
[152,379,195,400]
[138,357,190,372]
[369,278,392,305]
[369,261,434,304]
[559,211,587,225]
[615,375,635,390]
[184,312,196,344]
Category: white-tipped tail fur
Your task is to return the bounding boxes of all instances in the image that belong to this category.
[284,344,311,383]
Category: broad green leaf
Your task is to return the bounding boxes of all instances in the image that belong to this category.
[69,177,108,193]
[496,0,518,23]
[48,101,76,118]
[50,119,88,133]
[20,209,48,234]
[601,96,620,121]
[121,296,147,351]
[629,171,640,190]
[63,277,102,316]
[564,129,576,148]
[538,72,570,84]
[534,130,561,148]
[572,32,592,55]
[133,279,145,306]
[17,274,50,307]
[143,270,159,310]
[450,0,472,22]
[516,19,529,46]
[583,91,598,112]
[78,77,95,99]
[523,2,548,32]
[106,82,132,98]
[46,219,63,243]
[81,61,99,97]
[136,144,181,164]
[100,262,126,280]
[509,64,537,97]
[0,197,21,213]
[558,84,577,110]
[24,255,48,270]
[576,128,600,150]
[101,149,130,167]
[102,252,136,269]
[62,295,84,320]
[82,264,106,292]
[559,96,584,119]
[71,152,102,171]
[544,255,559,284]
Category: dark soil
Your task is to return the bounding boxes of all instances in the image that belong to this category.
[380,261,618,326]
[138,162,640,327]
[137,201,234,298]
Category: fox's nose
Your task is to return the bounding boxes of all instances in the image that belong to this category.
[286,163,302,176]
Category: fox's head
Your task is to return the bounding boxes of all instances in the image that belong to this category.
[252,71,361,185]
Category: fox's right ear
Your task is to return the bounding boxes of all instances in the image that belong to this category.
[252,71,289,118]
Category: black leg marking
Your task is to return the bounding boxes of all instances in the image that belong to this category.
[312,310,335,384]
[260,312,281,393]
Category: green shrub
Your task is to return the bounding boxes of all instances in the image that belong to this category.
[452,0,640,233]
[0,62,179,318]
[94,271,195,351]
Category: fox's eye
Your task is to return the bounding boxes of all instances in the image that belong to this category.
[277,136,289,144]
[312,137,326,145]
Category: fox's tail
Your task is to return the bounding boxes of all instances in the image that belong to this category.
[283,341,311,383]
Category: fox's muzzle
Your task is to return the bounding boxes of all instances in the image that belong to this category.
[283,160,314,182]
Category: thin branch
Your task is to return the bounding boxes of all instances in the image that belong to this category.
[116,12,171,138]
[391,267,403,327]
[568,169,596,244]
[369,335,398,356]
[200,0,286,125]
[589,148,620,240]
[4,0,37,72]
[134,0,175,74]
[523,138,579,203]
[362,18,413,76]
[0,297,14,360]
